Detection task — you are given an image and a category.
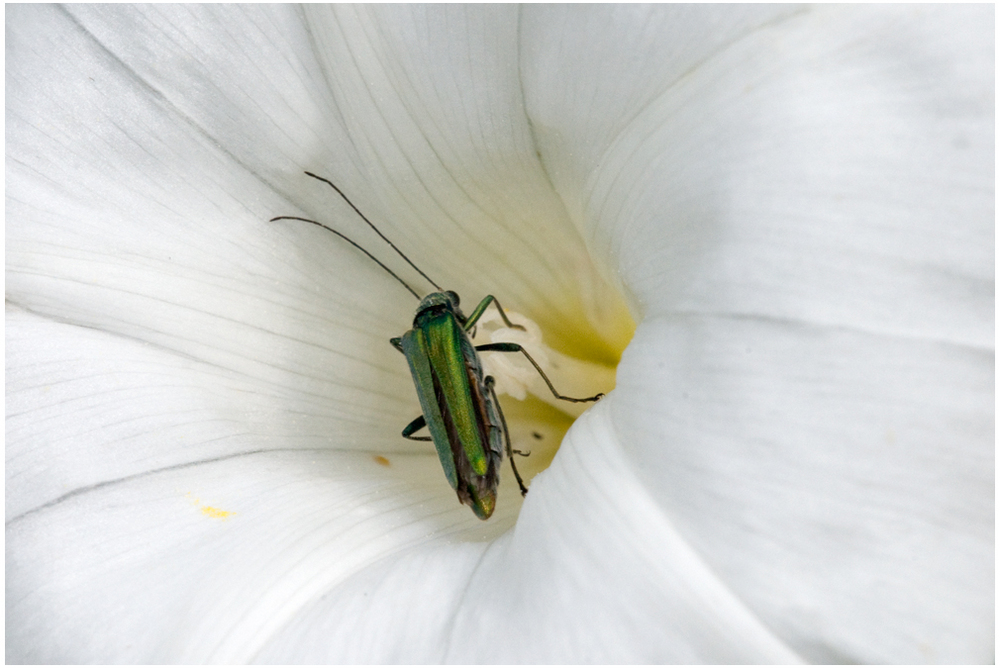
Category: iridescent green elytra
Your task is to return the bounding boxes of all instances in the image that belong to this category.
[274,172,603,519]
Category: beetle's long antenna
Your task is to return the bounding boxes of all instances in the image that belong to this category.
[270,215,421,300]
[304,171,444,292]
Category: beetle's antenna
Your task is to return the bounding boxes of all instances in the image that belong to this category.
[303,171,444,292]
[270,215,421,300]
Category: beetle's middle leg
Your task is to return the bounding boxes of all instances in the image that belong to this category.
[401,415,432,441]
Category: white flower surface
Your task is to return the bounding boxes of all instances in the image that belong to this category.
[6,4,992,663]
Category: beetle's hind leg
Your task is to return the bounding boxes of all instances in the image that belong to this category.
[484,376,528,497]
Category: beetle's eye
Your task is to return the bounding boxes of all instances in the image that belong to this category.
[446,290,460,306]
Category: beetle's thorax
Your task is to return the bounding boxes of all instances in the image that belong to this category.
[413,290,465,326]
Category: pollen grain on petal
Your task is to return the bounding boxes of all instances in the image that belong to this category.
[185,492,236,520]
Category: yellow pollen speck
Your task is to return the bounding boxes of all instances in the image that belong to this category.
[201,505,234,519]
[373,455,391,467]
[185,492,235,520]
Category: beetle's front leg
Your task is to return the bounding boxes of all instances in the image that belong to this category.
[463,295,526,332]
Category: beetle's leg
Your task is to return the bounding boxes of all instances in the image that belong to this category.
[485,376,528,497]
[463,295,525,332]
[475,342,605,403]
[402,415,432,441]
[392,340,432,438]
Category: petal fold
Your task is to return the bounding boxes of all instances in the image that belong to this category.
[256,400,801,663]
[523,4,993,663]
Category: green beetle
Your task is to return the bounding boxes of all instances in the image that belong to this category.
[275,172,602,519]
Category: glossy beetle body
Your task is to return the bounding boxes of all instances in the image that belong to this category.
[392,291,506,519]
[274,171,602,520]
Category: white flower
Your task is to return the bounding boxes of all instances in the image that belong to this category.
[6,5,992,663]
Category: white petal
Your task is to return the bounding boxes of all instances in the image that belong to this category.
[524,4,992,663]
[256,399,801,663]
[7,444,523,663]
[296,4,633,355]
[7,304,536,664]
[7,5,429,494]
[5,5,620,662]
